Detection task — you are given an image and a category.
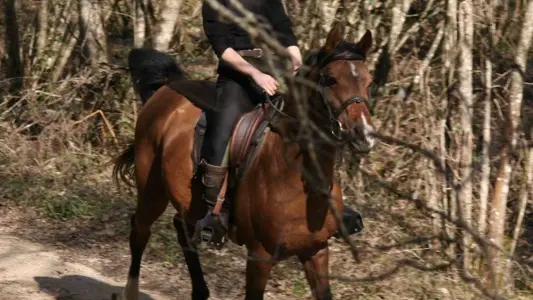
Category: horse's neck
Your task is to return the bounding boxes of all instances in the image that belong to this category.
[300,142,337,196]
[270,103,338,195]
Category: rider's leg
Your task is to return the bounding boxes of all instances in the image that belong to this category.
[196,75,257,245]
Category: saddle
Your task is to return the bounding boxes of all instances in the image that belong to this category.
[167,79,281,182]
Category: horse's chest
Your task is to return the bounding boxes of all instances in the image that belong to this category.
[252,193,338,254]
[234,156,341,254]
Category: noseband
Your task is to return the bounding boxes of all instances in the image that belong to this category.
[314,44,370,140]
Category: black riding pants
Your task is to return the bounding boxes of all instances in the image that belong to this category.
[201,68,264,166]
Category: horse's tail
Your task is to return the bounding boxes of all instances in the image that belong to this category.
[127,48,188,104]
[112,141,136,188]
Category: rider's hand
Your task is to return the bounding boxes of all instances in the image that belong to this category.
[287,45,303,74]
[251,71,279,96]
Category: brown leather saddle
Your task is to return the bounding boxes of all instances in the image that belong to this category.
[167,79,281,182]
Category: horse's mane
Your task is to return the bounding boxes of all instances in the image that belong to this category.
[297,49,320,79]
[299,41,367,78]
[303,49,321,67]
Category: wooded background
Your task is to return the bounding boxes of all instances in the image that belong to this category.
[1,0,532,299]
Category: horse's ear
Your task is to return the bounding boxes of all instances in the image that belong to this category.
[324,23,343,51]
[356,30,373,56]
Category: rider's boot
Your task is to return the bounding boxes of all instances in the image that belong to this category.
[194,159,229,248]
[333,204,364,238]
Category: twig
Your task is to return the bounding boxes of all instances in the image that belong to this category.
[72,109,118,146]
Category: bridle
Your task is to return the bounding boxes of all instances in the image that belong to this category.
[263,42,371,142]
[316,82,368,141]
[313,43,371,141]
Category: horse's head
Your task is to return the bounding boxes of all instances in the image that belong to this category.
[306,24,376,154]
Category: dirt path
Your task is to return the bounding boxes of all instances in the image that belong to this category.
[0,233,170,300]
[2,202,501,300]
[0,206,300,300]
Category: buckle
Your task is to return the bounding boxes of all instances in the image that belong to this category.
[239,48,263,58]
[251,48,263,58]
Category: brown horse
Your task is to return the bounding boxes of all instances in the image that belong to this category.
[111,25,376,300]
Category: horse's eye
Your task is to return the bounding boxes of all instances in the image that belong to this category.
[322,75,337,87]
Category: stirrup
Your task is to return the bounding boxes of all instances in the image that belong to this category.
[193,211,228,249]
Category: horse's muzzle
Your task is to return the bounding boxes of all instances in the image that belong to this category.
[345,122,375,154]
[350,138,373,154]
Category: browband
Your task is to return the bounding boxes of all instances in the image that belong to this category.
[316,42,366,69]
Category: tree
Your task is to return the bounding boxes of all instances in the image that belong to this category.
[152,0,182,51]
[79,0,108,67]
[457,0,474,272]
[487,0,533,293]
[4,0,24,92]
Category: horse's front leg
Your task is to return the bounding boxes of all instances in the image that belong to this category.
[244,244,275,300]
[173,214,210,300]
[298,246,332,300]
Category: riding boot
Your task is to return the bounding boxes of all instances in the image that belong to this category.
[194,159,230,248]
[333,204,364,238]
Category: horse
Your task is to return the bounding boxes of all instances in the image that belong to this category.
[111,24,376,300]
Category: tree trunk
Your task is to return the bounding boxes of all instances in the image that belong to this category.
[457,0,474,272]
[388,0,413,56]
[478,59,492,236]
[133,0,148,48]
[478,0,494,238]
[509,142,533,257]
[415,21,444,232]
[4,0,24,93]
[374,0,412,89]
[51,19,79,82]
[320,0,341,36]
[441,0,457,246]
[152,0,182,51]
[36,0,49,61]
[487,0,533,293]
[79,0,108,68]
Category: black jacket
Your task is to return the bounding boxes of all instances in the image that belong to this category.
[202,0,298,59]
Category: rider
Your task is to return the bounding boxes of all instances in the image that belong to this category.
[197,0,303,244]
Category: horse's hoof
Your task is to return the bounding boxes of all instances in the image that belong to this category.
[111,293,122,300]
[111,292,131,300]
[192,289,210,300]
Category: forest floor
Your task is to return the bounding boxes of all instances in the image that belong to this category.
[0,205,299,300]
[1,200,530,300]
[0,204,379,300]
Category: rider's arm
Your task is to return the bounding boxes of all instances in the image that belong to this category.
[202,0,231,59]
[266,0,302,72]
[266,0,298,48]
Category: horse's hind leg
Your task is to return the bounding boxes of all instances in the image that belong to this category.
[173,214,209,300]
[298,246,332,300]
[113,187,169,299]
